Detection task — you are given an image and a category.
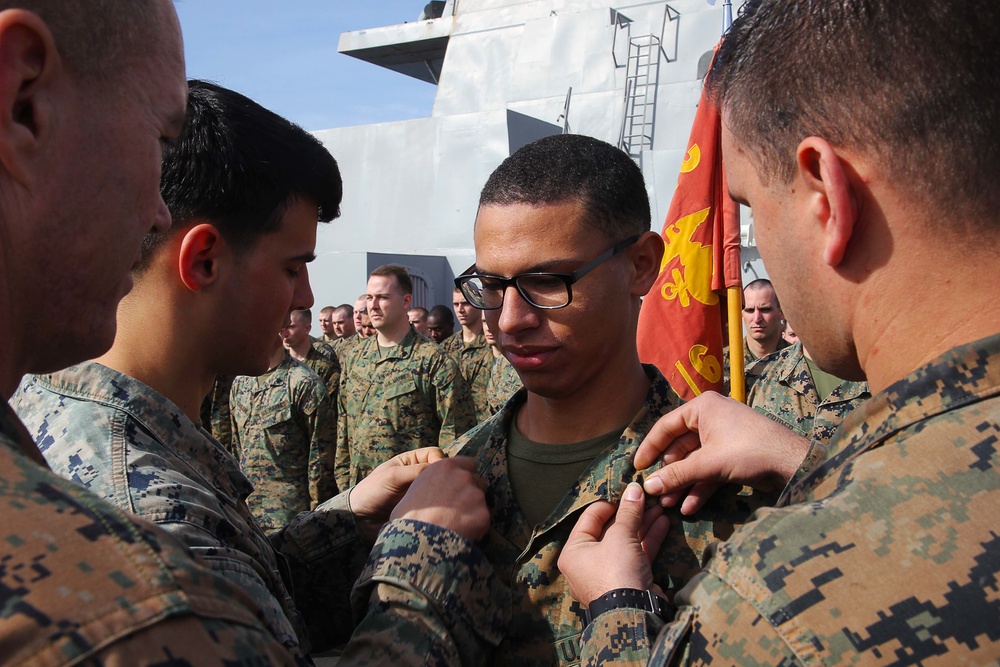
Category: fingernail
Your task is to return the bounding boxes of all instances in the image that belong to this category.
[624,482,643,502]
[644,477,664,495]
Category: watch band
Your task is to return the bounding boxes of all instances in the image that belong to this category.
[583,588,664,627]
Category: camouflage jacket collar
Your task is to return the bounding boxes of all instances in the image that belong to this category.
[456,364,683,547]
[250,352,299,393]
[771,342,869,405]
[782,331,1000,506]
[444,331,489,353]
[359,327,422,364]
[34,361,253,504]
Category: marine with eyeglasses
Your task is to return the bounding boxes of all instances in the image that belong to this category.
[445,134,767,667]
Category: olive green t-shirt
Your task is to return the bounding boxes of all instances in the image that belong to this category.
[805,356,844,400]
[507,420,627,527]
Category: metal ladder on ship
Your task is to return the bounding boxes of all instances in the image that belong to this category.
[618,33,661,160]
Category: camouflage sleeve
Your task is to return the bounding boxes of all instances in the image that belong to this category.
[328,347,342,398]
[308,392,339,506]
[268,490,368,650]
[207,374,237,456]
[335,384,351,490]
[228,376,246,460]
[343,519,511,667]
[430,355,478,445]
[84,613,308,667]
[643,572,801,666]
[578,608,668,667]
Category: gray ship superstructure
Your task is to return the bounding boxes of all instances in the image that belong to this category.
[310,0,763,310]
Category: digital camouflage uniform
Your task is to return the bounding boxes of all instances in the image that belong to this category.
[201,373,236,454]
[722,337,788,395]
[333,333,360,358]
[441,331,494,422]
[747,341,870,446]
[337,328,477,489]
[578,333,1000,666]
[0,401,304,667]
[12,361,510,662]
[230,352,339,532]
[487,354,523,415]
[300,340,341,398]
[311,335,335,357]
[446,365,768,666]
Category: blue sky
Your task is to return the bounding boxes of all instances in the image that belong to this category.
[175,1,438,131]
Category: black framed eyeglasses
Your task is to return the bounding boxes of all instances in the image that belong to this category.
[455,236,639,310]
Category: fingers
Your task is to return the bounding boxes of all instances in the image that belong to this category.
[415,447,447,464]
[633,406,695,469]
[390,457,490,542]
[389,447,445,466]
[680,481,721,515]
[643,456,705,496]
[565,501,618,545]
[638,501,664,537]
[636,503,670,564]
[604,482,646,538]
[373,461,430,494]
[656,431,702,466]
[639,514,671,563]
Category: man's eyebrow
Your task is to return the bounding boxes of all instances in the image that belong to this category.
[289,252,317,263]
[478,257,582,276]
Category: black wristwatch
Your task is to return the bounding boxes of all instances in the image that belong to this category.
[583,588,665,627]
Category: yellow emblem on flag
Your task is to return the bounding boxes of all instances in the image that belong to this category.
[658,207,720,308]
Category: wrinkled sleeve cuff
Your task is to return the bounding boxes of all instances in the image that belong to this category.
[579,607,669,667]
[351,519,510,645]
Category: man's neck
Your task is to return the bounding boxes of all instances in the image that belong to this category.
[854,255,1000,394]
[376,323,411,347]
[287,339,311,362]
[746,335,778,360]
[267,346,286,372]
[95,286,216,426]
[462,323,483,343]
[96,332,214,427]
[516,355,650,445]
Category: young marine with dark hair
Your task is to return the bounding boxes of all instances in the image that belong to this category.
[12,80,503,663]
[448,133,765,665]
[560,1,1000,664]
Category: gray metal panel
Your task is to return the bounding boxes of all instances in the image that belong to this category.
[506,109,561,154]
[338,18,454,85]
[309,0,749,314]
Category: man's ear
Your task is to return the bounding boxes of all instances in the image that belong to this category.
[0,10,61,186]
[177,224,227,291]
[795,137,859,267]
[402,293,412,310]
[629,231,665,297]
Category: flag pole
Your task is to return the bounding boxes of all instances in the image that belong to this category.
[728,288,745,402]
[720,0,747,403]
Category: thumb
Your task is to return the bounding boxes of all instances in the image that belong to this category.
[607,482,646,537]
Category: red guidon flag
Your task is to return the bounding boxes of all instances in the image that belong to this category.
[636,57,740,400]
